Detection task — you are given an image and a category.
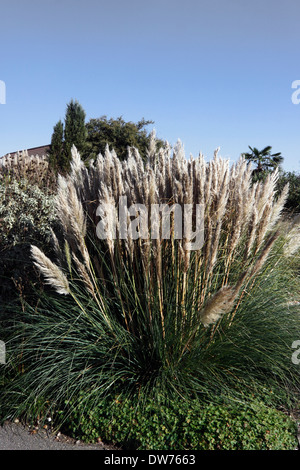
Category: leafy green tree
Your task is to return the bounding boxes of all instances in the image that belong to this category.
[242,146,284,181]
[84,116,164,161]
[49,102,164,170]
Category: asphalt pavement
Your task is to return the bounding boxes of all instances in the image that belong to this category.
[0,421,118,450]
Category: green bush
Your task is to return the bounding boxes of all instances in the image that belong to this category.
[62,396,298,450]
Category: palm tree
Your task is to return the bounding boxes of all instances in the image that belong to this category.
[242,146,284,181]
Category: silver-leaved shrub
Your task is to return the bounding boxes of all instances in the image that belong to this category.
[0,178,57,246]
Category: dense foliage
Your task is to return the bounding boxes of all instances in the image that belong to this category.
[48,100,164,172]
[62,395,298,450]
[84,116,164,161]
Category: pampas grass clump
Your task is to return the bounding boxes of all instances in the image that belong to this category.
[33,136,290,330]
[0,150,56,190]
[2,136,300,422]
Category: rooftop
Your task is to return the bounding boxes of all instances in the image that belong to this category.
[1,145,50,159]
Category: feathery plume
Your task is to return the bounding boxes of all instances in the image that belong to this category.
[199,286,237,327]
[31,245,70,295]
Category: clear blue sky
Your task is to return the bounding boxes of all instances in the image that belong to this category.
[1,0,300,171]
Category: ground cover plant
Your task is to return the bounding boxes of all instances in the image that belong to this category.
[1,137,300,449]
[61,395,298,450]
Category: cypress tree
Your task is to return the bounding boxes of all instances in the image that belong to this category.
[48,120,65,171]
[64,99,88,166]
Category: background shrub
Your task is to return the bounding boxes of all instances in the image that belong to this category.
[277,170,300,213]
[0,177,57,302]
